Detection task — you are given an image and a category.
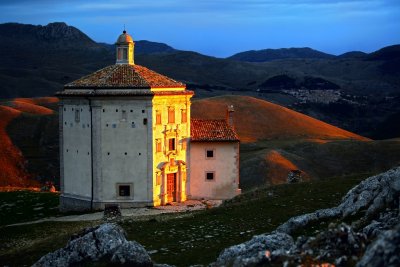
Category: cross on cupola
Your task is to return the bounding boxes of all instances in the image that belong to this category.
[115,30,135,65]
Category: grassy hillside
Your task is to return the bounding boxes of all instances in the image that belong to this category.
[0,173,371,266]
[191,95,367,142]
[192,95,400,189]
[0,97,58,187]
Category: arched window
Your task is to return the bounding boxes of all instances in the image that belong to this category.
[123,48,128,60]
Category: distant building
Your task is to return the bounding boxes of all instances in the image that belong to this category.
[57,30,240,211]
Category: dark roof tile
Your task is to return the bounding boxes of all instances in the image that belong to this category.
[65,64,185,89]
[191,119,239,142]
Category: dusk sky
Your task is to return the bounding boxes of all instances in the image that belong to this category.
[1,0,399,57]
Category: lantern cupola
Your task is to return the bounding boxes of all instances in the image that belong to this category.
[115,30,134,65]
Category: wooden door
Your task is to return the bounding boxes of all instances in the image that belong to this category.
[167,173,176,203]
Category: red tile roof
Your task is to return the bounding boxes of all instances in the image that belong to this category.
[191,119,239,142]
[65,64,185,89]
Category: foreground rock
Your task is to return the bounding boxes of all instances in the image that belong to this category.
[33,223,152,267]
[211,166,400,266]
[278,166,400,235]
[211,232,293,266]
[356,223,400,267]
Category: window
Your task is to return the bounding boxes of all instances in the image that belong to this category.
[143,118,148,125]
[118,185,130,196]
[156,110,162,125]
[122,48,128,60]
[168,138,176,151]
[121,110,127,121]
[181,109,187,123]
[206,149,214,159]
[168,107,175,123]
[117,48,122,60]
[75,110,80,122]
[206,172,215,181]
[156,139,162,152]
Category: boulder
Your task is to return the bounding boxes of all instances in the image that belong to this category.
[211,232,293,267]
[339,167,400,218]
[33,223,152,267]
[356,223,400,267]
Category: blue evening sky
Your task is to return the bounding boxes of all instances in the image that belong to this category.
[0,0,399,57]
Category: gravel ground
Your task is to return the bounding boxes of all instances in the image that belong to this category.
[6,200,222,226]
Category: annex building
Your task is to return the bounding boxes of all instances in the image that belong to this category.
[57,30,241,210]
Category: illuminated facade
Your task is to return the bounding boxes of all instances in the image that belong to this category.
[58,30,240,211]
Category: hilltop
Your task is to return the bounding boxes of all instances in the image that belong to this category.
[228,47,335,62]
[191,95,400,189]
[0,97,58,187]
[191,95,367,142]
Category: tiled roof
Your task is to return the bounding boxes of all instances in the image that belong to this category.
[65,64,185,89]
[56,89,194,97]
[191,119,239,142]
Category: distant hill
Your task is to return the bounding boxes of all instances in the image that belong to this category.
[367,44,400,61]
[338,51,367,59]
[1,22,400,139]
[191,95,368,142]
[228,47,335,62]
[100,40,176,55]
[0,22,177,98]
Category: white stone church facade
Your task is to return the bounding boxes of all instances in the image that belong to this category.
[58,31,240,211]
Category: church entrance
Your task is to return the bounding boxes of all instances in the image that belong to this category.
[167,173,177,203]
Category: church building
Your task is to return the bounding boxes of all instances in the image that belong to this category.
[57,30,240,211]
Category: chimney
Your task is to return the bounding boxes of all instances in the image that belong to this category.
[226,105,235,129]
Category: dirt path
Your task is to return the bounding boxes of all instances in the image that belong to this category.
[6,200,222,227]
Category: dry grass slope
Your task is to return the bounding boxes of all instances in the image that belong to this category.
[191,95,369,143]
[0,106,30,186]
[0,97,58,187]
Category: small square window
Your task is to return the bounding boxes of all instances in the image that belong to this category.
[206,172,215,181]
[119,185,130,196]
[143,118,148,125]
[142,109,145,113]
[206,149,214,158]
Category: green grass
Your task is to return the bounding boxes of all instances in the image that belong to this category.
[121,173,367,266]
[0,191,60,226]
[0,221,97,266]
[0,173,368,266]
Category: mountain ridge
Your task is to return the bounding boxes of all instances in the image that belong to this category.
[1,22,400,139]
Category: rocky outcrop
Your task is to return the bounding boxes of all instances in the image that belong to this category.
[33,223,152,267]
[356,223,400,267]
[211,166,400,266]
[278,167,400,235]
[211,232,293,267]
